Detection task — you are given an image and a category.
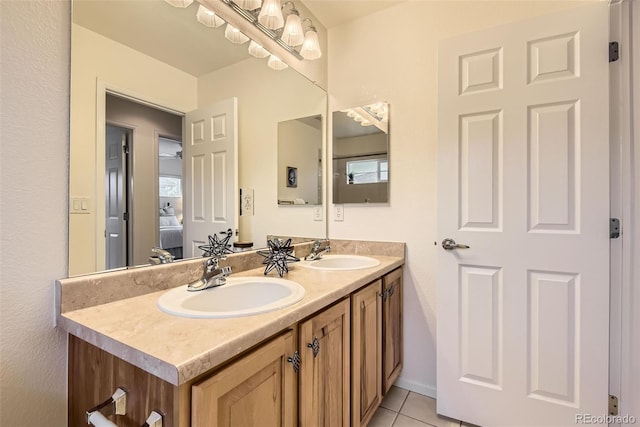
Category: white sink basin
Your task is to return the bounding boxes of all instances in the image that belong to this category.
[157,277,305,319]
[300,254,380,271]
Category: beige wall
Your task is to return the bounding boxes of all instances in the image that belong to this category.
[198,59,327,248]
[0,1,70,425]
[327,0,596,395]
[69,24,197,275]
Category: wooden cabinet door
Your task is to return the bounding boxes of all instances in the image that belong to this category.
[351,280,383,427]
[299,298,350,427]
[191,330,297,427]
[68,335,179,427]
[382,268,403,393]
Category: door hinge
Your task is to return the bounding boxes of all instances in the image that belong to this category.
[609,395,619,416]
[123,212,129,221]
[610,218,620,239]
[287,351,300,373]
[609,42,619,62]
[122,142,130,154]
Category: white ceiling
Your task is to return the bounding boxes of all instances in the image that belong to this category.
[72,0,405,77]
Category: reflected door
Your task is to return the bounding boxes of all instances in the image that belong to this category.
[183,98,238,258]
[105,124,130,269]
[437,4,609,426]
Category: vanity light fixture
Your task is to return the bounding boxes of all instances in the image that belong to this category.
[164,0,193,8]
[248,40,270,58]
[167,0,322,71]
[236,0,262,10]
[299,18,321,60]
[258,0,284,30]
[225,23,250,44]
[281,2,304,46]
[196,5,225,28]
[342,103,389,131]
[267,54,289,70]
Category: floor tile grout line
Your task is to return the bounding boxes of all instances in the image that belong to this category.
[385,387,464,427]
[394,412,441,427]
[397,390,410,413]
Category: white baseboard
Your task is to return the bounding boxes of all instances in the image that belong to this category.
[394,376,437,399]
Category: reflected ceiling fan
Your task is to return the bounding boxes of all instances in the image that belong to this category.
[158,137,182,160]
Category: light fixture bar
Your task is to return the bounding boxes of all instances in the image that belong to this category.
[220,0,303,60]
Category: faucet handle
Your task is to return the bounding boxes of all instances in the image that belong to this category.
[203,256,227,272]
[150,247,174,264]
[203,257,217,271]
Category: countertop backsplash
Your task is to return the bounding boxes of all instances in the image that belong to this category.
[56,239,404,316]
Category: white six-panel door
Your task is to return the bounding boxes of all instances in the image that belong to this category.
[183,97,238,258]
[437,4,609,426]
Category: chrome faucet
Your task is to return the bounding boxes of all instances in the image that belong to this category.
[187,257,232,292]
[305,239,331,261]
[149,247,175,264]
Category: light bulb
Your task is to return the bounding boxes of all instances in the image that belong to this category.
[248,41,270,58]
[258,0,284,30]
[164,0,193,7]
[236,0,261,10]
[196,5,225,28]
[267,54,288,71]
[300,29,321,60]
[225,24,249,44]
[281,11,304,46]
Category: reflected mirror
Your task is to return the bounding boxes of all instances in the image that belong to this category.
[278,115,323,206]
[69,0,327,276]
[332,102,389,204]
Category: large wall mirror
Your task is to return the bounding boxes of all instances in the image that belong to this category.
[69,0,327,276]
[332,102,389,204]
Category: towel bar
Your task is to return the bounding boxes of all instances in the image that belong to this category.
[86,387,127,425]
[142,410,163,427]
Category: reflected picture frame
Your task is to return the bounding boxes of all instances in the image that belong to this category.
[286,166,297,188]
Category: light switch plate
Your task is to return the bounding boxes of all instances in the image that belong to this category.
[313,206,323,221]
[334,204,344,221]
[70,197,91,214]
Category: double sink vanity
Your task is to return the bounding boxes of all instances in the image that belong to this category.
[56,239,405,427]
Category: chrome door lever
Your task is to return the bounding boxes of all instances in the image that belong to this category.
[442,238,470,250]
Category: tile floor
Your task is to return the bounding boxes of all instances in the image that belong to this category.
[369,386,470,427]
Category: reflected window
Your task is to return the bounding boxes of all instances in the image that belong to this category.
[159,176,182,197]
[346,159,388,184]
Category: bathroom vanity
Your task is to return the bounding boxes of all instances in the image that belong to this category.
[57,240,404,427]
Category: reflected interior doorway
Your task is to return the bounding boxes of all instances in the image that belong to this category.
[105,93,183,268]
[158,137,184,260]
